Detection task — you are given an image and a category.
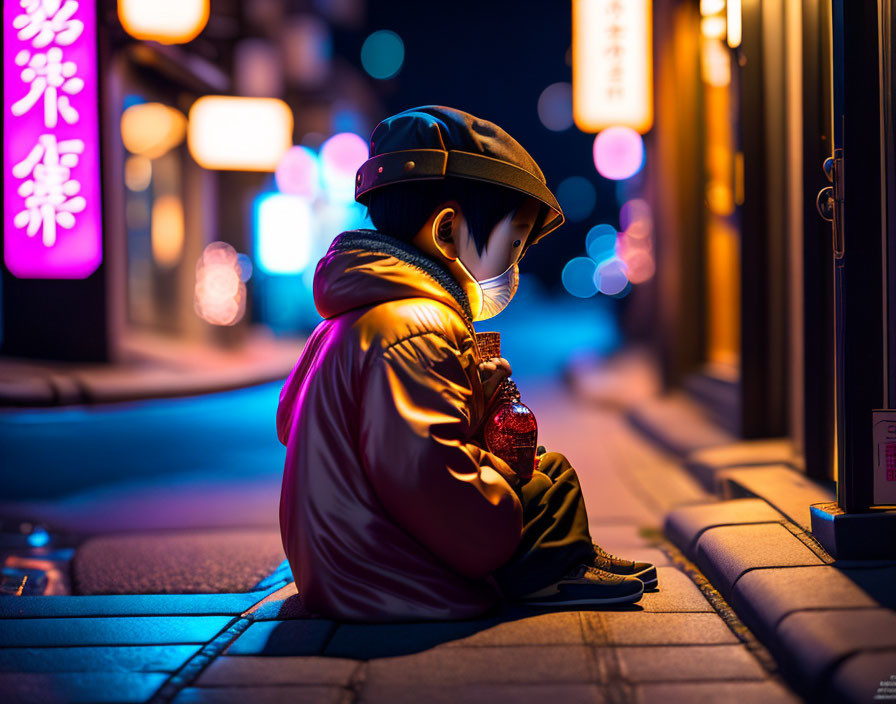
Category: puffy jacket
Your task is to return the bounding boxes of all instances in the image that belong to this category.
[277,229,524,622]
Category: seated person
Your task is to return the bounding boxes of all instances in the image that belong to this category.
[278,106,657,622]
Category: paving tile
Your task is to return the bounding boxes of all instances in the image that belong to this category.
[224,619,336,656]
[775,608,896,688]
[197,655,359,686]
[172,685,346,704]
[364,645,598,687]
[439,611,584,647]
[687,438,797,473]
[626,393,734,459]
[718,465,834,531]
[0,671,168,703]
[828,650,896,704]
[731,566,878,641]
[616,644,766,682]
[634,567,713,612]
[583,612,739,646]
[0,644,199,672]
[359,683,605,704]
[0,616,233,647]
[693,523,824,599]
[840,565,896,610]
[633,680,800,704]
[664,499,784,556]
[0,593,266,619]
[323,619,503,658]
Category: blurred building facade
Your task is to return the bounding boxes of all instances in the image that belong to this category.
[642,0,896,527]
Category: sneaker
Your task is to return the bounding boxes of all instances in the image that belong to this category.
[518,563,644,606]
[591,543,658,590]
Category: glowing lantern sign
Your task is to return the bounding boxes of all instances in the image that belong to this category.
[118,0,209,45]
[4,0,103,279]
[187,96,293,172]
[572,0,653,134]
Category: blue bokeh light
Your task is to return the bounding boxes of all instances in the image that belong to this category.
[562,257,599,298]
[27,526,50,547]
[361,30,405,80]
[585,224,618,261]
[556,176,597,223]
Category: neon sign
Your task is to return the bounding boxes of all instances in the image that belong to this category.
[572,0,654,134]
[4,0,103,279]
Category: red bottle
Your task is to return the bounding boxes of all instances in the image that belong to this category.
[475,332,538,483]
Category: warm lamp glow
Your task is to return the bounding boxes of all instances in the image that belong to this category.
[700,0,725,16]
[151,195,184,267]
[121,103,186,159]
[572,0,653,134]
[118,0,209,44]
[727,0,742,48]
[187,97,293,172]
[701,16,727,40]
[593,127,645,181]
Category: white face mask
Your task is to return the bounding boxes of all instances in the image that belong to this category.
[473,262,519,321]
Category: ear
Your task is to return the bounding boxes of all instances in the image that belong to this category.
[432,207,458,260]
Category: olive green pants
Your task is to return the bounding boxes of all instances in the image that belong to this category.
[492,451,596,598]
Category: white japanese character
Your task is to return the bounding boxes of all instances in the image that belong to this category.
[11,47,83,129]
[13,135,87,248]
[13,0,83,48]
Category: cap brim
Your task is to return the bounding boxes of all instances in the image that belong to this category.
[355,148,565,244]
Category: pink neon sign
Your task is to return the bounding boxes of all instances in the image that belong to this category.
[3,0,103,279]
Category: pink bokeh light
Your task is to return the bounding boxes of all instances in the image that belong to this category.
[592,126,645,181]
[275,146,319,197]
[4,0,103,279]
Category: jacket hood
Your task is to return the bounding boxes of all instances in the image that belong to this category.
[312,229,473,322]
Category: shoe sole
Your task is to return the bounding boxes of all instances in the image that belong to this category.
[520,582,644,606]
[632,566,658,590]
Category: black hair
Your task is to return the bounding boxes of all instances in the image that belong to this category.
[364,177,533,255]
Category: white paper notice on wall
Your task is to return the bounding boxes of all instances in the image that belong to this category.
[872,410,896,506]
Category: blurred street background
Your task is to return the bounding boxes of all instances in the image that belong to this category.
[2,1,896,703]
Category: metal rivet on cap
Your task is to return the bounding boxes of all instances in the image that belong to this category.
[404,160,415,171]
[356,173,362,185]
[377,166,383,173]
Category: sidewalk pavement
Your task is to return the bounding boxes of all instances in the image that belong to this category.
[571,347,896,703]
[1,376,802,704]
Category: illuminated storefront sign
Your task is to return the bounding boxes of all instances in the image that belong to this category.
[4,0,103,278]
[572,0,653,134]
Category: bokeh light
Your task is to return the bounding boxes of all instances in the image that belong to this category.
[275,146,320,198]
[593,126,645,181]
[360,30,404,80]
[151,195,185,268]
[620,198,651,229]
[537,82,574,131]
[556,176,597,222]
[187,96,292,171]
[595,257,629,295]
[118,0,209,44]
[254,193,313,275]
[562,257,599,298]
[585,224,618,261]
[282,15,332,87]
[124,156,152,191]
[121,103,186,160]
[194,242,246,326]
[320,132,369,201]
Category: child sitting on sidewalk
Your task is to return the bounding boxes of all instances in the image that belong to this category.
[278,106,657,622]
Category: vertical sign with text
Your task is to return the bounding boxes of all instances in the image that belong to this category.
[572,0,653,134]
[4,0,103,279]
